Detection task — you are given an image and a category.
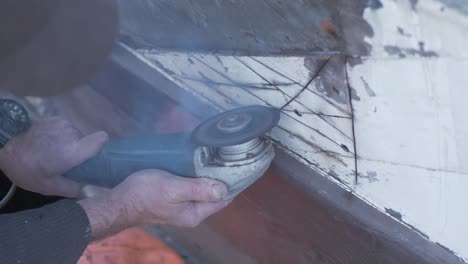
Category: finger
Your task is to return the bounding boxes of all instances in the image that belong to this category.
[171,178,228,203]
[50,177,83,198]
[69,131,109,167]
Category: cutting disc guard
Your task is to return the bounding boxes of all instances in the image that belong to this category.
[191,106,280,147]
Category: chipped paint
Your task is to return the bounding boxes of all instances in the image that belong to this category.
[383,42,439,58]
[438,0,468,15]
[360,77,376,97]
[359,171,379,183]
[409,0,419,11]
[385,208,403,221]
[368,0,384,10]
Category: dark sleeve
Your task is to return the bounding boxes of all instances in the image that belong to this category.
[0,199,91,264]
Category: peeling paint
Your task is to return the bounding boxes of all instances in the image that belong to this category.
[397,26,412,37]
[360,76,376,97]
[358,171,379,183]
[409,0,419,11]
[368,0,384,10]
[438,0,468,16]
[384,42,439,58]
[385,208,403,221]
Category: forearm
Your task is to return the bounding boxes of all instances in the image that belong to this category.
[77,193,138,240]
[0,200,90,264]
[0,170,229,264]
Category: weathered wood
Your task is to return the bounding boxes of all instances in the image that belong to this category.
[118,0,373,56]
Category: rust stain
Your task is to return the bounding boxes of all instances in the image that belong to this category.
[320,20,339,39]
[322,0,375,56]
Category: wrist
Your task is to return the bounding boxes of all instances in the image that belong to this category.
[77,192,135,240]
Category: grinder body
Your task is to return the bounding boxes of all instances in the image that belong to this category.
[65,135,275,198]
[65,106,279,198]
[65,134,196,187]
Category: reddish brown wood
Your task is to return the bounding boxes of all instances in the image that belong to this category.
[171,169,424,264]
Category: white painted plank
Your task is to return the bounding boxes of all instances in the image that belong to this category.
[351,0,468,259]
[349,58,466,174]
[363,0,468,59]
[353,158,468,260]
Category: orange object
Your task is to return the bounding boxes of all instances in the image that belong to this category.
[78,228,185,264]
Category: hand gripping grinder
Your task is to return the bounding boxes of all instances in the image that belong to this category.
[65,106,280,199]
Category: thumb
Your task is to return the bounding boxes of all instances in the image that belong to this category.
[172,178,228,202]
[69,131,109,167]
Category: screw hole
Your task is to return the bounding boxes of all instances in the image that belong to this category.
[332,86,340,94]
[341,144,350,152]
[294,109,303,117]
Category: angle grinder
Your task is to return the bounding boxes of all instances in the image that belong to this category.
[65,106,280,199]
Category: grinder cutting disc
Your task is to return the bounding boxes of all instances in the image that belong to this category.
[191,106,280,147]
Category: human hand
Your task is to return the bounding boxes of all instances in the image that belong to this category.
[78,170,231,239]
[0,116,108,198]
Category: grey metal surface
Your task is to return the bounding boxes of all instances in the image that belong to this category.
[194,138,275,199]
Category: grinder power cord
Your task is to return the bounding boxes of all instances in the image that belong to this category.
[0,99,31,208]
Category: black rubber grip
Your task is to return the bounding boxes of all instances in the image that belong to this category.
[64,133,196,188]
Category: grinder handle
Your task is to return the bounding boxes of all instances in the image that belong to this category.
[64,133,196,188]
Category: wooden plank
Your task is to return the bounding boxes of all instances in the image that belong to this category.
[118,0,344,55]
